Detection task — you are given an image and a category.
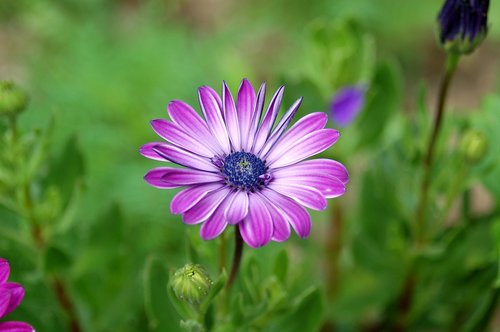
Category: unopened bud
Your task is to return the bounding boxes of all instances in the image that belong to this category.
[170,264,213,304]
[0,81,29,117]
[460,130,488,164]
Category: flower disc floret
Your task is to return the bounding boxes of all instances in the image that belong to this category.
[222,152,267,191]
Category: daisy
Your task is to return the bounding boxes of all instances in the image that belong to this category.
[141,79,348,248]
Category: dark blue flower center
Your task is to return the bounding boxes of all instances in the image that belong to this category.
[222,152,267,191]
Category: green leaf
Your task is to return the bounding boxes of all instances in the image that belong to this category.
[199,269,227,314]
[273,250,288,285]
[356,60,402,149]
[143,256,182,332]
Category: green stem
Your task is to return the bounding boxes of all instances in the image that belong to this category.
[226,226,244,290]
[415,53,460,245]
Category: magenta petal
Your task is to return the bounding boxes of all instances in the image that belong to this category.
[200,198,229,240]
[150,119,214,157]
[280,159,349,185]
[246,83,266,152]
[0,290,11,318]
[259,195,290,242]
[264,112,327,163]
[224,191,249,224]
[170,183,223,214]
[268,129,340,168]
[263,190,311,238]
[0,259,9,285]
[330,85,366,127]
[0,321,35,332]
[183,188,230,224]
[258,97,302,157]
[168,100,224,155]
[222,82,241,151]
[152,144,216,171]
[252,86,284,154]
[0,283,24,318]
[236,79,256,151]
[269,183,327,211]
[198,86,231,154]
[144,167,222,189]
[239,195,273,248]
[139,142,170,161]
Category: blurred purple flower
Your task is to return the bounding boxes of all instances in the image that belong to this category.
[0,259,34,332]
[330,85,366,127]
[141,79,349,248]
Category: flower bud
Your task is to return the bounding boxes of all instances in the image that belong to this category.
[330,85,366,127]
[437,0,490,55]
[170,264,213,305]
[460,129,488,164]
[0,81,29,117]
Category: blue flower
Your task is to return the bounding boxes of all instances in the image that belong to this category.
[329,86,366,128]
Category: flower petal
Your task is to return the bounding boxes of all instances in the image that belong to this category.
[200,198,229,240]
[167,100,224,155]
[258,97,302,157]
[262,189,311,238]
[278,159,349,184]
[245,83,266,152]
[170,183,224,214]
[267,129,340,168]
[259,195,290,242]
[0,283,24,318]
[222,82,241,151]
[330,86,366,127]
[152,144,216,171]
[236,79,256,151]
[150,119,214,157]
[0,259,9,285]
[239,194,273,248]
[0,321,35,332]
[268,183,327,210]
[144,167,222,189]
[183,188,230,224]
[198,86,231,154]
[0,289,12,318]
[264,112,328,163]
[139,142,170,161]
[224,190,249,224]
[252,86,284,154]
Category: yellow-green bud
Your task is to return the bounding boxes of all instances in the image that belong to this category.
[460,130,488,164]
[170,264,213,305]
[0,81,28,117]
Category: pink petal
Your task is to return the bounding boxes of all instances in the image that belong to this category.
[245,83,266,152]
[150,119,214,157]
[259,195,291,242]
[267,129,340,168]
[0,321,35,332]
[183,188,230,224]
[262,189,312,238]
[239,194,273,248]
[269,183,327,211]
[273,167,346,198]
[139,142,170,161]
[0,290,11,318]
[276,159,349,185]
[224,190,249,224]
[222,82,241,151]
[264,112,328,163]
[0,283,24,318]
[198,86,231,154]
[152,144,216,171]
[144,167,222,189]
[167,100,224,155]
[252,86,284,154]
[170,183,224,214]
[236,79,256,151]
[0,259,9,285]
[200,198,229,240]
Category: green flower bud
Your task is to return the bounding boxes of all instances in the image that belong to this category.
[170,264,213,305]
[460,129,488,164]
[0,81,29,117]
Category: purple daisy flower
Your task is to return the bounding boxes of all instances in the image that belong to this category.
[141,79,349,248]
[330,85,366,128]
[0,259,34,332]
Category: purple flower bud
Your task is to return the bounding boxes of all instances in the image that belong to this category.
[438,0,489,54]
[330,86,366,127]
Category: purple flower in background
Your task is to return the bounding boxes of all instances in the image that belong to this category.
[438,0,489,54]
[141,79,348,248]
[0,259,34,332]
[330,85,366,127]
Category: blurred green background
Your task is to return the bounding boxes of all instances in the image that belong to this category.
[1,0,500,331]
